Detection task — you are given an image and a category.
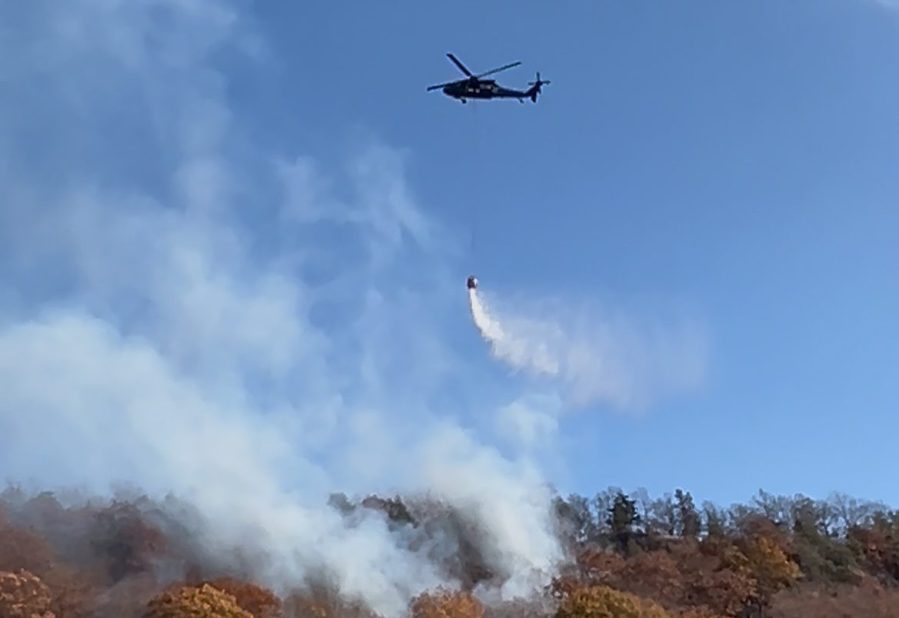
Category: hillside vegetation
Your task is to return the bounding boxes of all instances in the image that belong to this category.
[3,486,899,617]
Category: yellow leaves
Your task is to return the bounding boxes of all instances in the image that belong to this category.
[743,536,801,592]
[722,535,800,601]
[555,585,670,618]
[719,544,750,575]
[706,534,800,615]
[0,569,56,618]
[143,583,253,618]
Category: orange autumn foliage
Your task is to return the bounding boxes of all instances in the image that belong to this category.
[410,588,484,618]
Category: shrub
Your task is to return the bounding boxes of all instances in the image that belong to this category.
[555,585,669,618]
[143,583,252,618]
[410,588,485,618]
[0,569,55,618]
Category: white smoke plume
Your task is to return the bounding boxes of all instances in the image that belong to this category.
[468,285,708,411]
[469,288,560,377]
[0,1,568,616]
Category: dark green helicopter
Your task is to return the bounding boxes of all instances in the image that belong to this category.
[427,53,549,104]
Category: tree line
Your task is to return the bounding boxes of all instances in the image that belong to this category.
[3,485,899,617]
[550,487,899,616]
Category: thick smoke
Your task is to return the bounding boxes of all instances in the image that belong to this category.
[0,1,567,616]
[468,286,708,411]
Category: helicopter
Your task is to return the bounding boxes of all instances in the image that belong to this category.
[427,53,549,104]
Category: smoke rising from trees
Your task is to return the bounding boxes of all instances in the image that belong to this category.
[0,2,574,616]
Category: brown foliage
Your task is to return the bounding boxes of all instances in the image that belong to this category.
[769,580,899,617]
[90,502,168,584]
[283,596,329,618]
[577,549,625,582]
[0,569,56,618]
[673,609,723,618]
[682,569,756,618]
[409,588,484,618]
[0,521,57,574]
[847,523,899,579]
[574,549,683,610]
[41,567,98,618]
[0,520,99,617]
[282,583,381,618]
[735,515,788,552]
[483,597,554,618]
[555,585,670,618]
[143,583,252,618]
[89,572,161,618]
[571,543,756,617]
[615,551,684,606]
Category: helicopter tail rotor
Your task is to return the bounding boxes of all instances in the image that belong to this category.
[527,72,550,102]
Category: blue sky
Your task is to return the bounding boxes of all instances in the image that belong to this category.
[248,0,899,505]
[1,0,898,534]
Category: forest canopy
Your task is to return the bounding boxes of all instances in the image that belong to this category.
[2,485,899,617]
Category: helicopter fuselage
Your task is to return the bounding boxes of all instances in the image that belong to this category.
[442,79,529,102]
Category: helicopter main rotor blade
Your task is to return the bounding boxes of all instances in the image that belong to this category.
[476,61,522,78]
[427,80,459,91]
[446,53,474,77]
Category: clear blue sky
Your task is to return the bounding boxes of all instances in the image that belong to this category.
[2,0,898,513]
[248,0,899,505]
